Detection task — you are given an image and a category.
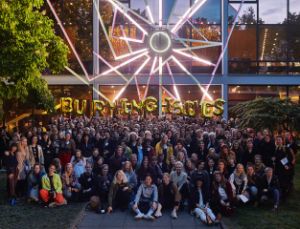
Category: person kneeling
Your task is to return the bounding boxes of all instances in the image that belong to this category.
[190,178,216,225]
[40,164,67,207]
[156,173,181,219]
[132,175,158,220]
[27,163,45,203]
[107,170,132,213]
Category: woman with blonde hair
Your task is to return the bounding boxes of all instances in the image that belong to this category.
[107,170,132,213]
[16,136,30,196]
[229,163,248,204]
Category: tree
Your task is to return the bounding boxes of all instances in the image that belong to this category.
[230,97,300,132]
[0,0,69,124]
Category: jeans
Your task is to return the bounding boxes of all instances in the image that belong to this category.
[194,207,216,223]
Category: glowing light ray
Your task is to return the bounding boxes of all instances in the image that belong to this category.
[111,8,145,43]
[113,0,155,27]
[94,0,118,59]
[144,0,155,24]
[115,48,148,61]
[92,51,128,82]
[110,0,151,32]
[143,57,157,100]
[46,0,89,79]
[171,0,207,33]
[65,66,111,103]
[120,25,133,53]
[202,0,245,101]
[152,56,173,75]
[162,86,177,100]
[186,19,208,41]
[159,0,163,27]
[175,43,222,51]
[166,62,180,100]
[171,55,213,101]
[174,38,222,45]
[113,56,151,102]
[173,49,215,66]
[93,51,148,80]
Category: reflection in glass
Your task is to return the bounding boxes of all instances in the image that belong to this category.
[259,0,287,24]
[229,4,259,24]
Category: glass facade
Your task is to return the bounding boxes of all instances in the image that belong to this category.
[42,0,300,118]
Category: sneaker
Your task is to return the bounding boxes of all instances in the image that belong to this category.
[135,213,144,220]
[144,214,155,220]
[48,202,56,208]
[154,211,162,218]
[171,209,177,219]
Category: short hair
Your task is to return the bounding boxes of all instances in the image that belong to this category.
[265,167,273,173]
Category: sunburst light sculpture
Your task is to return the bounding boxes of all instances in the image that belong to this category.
[46,0,245,116]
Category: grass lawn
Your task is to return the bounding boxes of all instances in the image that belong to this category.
[0,173,85,229]
[223,155,300,229]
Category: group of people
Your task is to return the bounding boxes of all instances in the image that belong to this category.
[0,116,297,225]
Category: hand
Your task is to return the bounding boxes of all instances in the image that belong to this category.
[284,165,289,170]
[123,187,129,191]
[107,206,113,213]
[152,202,157,209]
[133,203,138,209]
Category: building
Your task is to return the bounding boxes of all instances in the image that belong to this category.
[41,0,300,119]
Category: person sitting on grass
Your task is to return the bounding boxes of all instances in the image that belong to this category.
[61,163,81,201]
[190,177,217,225]
[246,163,260,203]
[40,164,67,207]
[259,167,280,211]
[27,163,45,203]
[132,174,158,220]
[155,173,181,219]
[107,170,132,213]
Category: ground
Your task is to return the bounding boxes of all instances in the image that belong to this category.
[0,172,84,229]
[77,210,220,229]
[223,154,300,229]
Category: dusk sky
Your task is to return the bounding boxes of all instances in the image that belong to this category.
[130,0,300,25]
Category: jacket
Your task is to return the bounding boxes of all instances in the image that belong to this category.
[41,173,63,193]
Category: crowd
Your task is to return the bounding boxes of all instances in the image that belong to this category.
[0,116,298,225]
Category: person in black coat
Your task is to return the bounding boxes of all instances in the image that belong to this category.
[189,178,216,225]
[79,163,94,201]
[80,134,94,158]
[259,167,280,211]
[191,161,210,193]
[274,136,295,198]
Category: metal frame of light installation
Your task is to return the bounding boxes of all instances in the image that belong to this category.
[46,0,245,117]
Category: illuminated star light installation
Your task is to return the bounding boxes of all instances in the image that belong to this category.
[46,0,245,116]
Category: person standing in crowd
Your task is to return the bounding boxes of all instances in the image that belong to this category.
[274,136,295,198]
[123,161,137,191]
[71,149,86,179]
[133,175,158,220]
[155,134,173,166]
[39,132,53,172]
[59,132,76,168]
[3,143,18,205]
[107,170,132,213]
[40,164,67,207]
[28,136,44,171]
[16,136,30,197]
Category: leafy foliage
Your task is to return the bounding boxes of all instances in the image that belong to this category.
[230,97,300,132]
[0,0,69,122]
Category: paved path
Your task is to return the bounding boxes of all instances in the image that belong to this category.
[77,210,221,229]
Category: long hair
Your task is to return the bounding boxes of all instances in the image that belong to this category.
[112,170,128,184]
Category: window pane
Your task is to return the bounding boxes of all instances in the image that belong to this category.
[229,4,258,24]
[259,26,287,61]
[258,62,288,74]
[288,86,300,103]
[289,0,300,24]
[229,25,257,61]
[259,0,287,24]
[287,25,300,60]
[229,61,257,74]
